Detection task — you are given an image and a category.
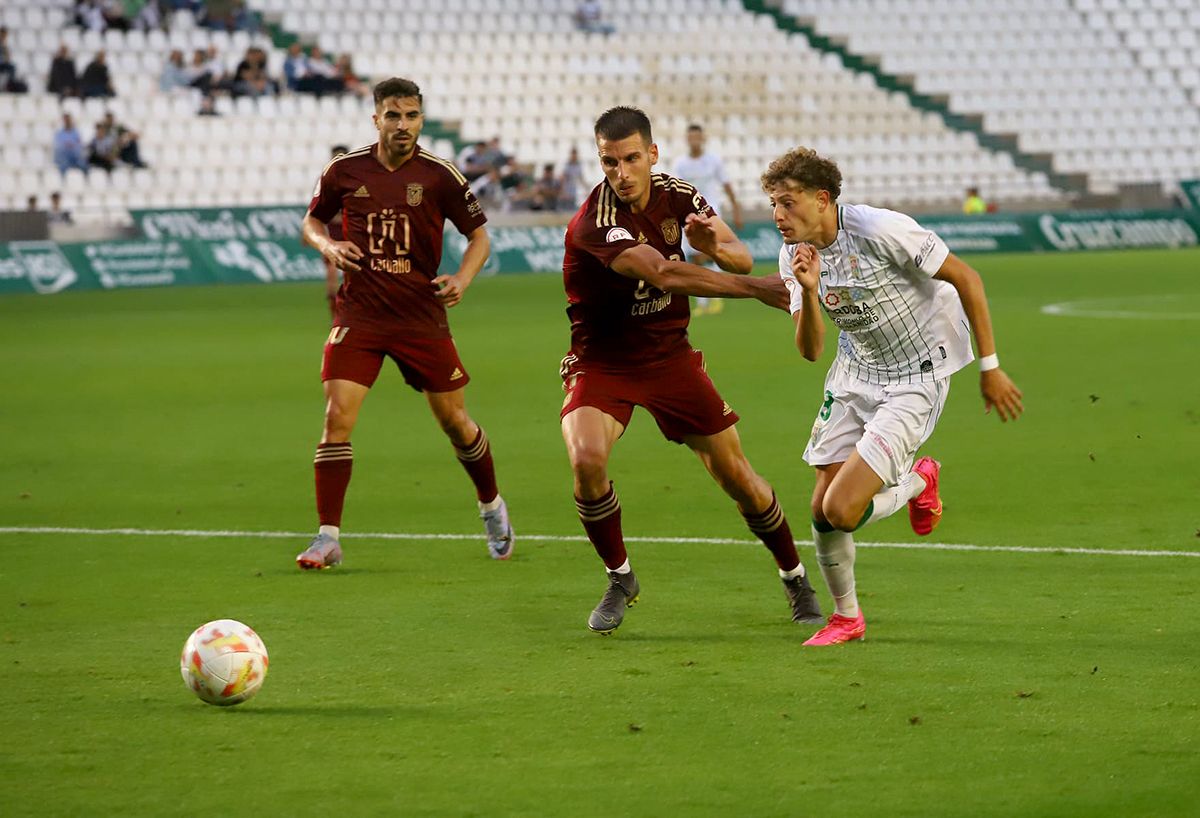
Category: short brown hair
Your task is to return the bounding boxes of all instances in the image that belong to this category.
[373,77,422,108]
[594,106,652,144]
[761,147,842,200]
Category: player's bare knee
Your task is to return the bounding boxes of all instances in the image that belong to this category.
[323,404,356,441]
[821,495,860,532]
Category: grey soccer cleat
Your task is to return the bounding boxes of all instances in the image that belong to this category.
[782,572,824,623]
[587,570,640,634]
[296,532,343,570]
[480,496,514,560]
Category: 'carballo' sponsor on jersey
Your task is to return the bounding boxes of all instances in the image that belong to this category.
[606,227,634,243]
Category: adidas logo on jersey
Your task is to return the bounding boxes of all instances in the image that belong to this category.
[353,185,370,197]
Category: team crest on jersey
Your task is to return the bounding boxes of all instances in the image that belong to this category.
[848,255,860,275]
[407,183,423,206]
[660,218,680,245]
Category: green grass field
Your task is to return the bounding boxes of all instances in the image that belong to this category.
[2,248,1199,817]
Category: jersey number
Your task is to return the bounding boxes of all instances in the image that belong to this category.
[634,254,682,301]
[818,390,835,421]
[367,210,411,256]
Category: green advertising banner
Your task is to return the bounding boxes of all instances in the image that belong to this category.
[3,205,1199,296]
[1180,179,1200,210]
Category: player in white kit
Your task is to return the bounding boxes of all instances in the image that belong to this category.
[673,124,743,316]
[763,147,1024,646]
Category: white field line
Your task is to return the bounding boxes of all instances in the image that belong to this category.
[1,526,1197,559]
[1040,300,1200,320]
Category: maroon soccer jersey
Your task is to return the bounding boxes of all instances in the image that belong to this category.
[563,172,714,368]
[308,144,487,337]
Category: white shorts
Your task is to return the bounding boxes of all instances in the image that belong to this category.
[802,364,949,486]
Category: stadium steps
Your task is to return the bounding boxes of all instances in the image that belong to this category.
[739,0,1089,196]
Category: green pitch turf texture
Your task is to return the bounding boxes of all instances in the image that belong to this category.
[2,248,1198,817]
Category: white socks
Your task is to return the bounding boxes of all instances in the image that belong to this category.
[478,494,504,513]
[860,471,926,528]
[610,558,632,575]
[779,562,806,580]
[813,524,859,618]
[318,524,340,540]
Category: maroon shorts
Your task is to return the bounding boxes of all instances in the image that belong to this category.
[559,349,739,443]
[321,326,470,392]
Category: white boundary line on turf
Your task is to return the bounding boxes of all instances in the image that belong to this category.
[1040,297,1200,320]
[3,526,1197,559]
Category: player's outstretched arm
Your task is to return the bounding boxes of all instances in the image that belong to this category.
[611,244,787,309]
[302,213,363,273]
[432,226,490,308]
[682,212,752,274]
[787,243,825,361]
[934,254,1024,422]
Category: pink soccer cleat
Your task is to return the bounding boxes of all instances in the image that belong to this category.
[908,457,942,536]
[802,611,866,646]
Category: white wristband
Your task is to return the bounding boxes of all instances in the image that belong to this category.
[979,353,1000,372]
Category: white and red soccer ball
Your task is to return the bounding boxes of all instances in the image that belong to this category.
[180,619,269,706]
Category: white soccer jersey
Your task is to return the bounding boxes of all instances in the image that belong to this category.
[779,203,974,385]
[672,152,729,213]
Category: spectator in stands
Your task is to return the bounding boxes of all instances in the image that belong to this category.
[530,163,562,211]
[47,45,80,97]
[460,141,491,182]
[102,111,147,168]
[575,0,615,35]
[559,146,584,208]
[283,42,307,91]
[0,28,15,88]
[88,121,119,172]
[304,46,343,96]
[134,1,165,32]
[101,0,132,32]
[27,195,38,211]
[202,0,258,33]
[159,49,188,93]
[48,192,74,225]
[962,186,987,215]
[232,46,277,98]
[80,50,115,98]
[186,48,214,92]
[53,113,89,175]
[0,28,27,93]
[335,54,367,98]
[76,1,107,32]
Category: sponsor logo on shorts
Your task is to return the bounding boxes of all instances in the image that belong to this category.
[605,227,634,243]
[920,360,933,373]
[327,326,349,345]
[721,401,733,416]
[867,430,894,457]
[450,367,464,381]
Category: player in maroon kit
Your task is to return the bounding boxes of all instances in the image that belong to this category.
[561,106,823,633]
[296,77,513,569]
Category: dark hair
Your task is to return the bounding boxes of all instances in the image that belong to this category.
[373,77,422,108]
[687,123,703,133]
[331,144,349,157]
[760,146,842,201]
[594,106,652,144]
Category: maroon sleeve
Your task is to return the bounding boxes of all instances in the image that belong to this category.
[676,185,715,220]
[441,172,489,236]
[571,211,641,268]
[307,161,342,223]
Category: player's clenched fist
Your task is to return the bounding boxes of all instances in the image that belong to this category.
[790,243,820,291]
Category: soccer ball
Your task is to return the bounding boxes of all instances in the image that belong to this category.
[180,619,269,706]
